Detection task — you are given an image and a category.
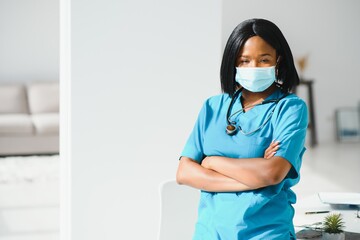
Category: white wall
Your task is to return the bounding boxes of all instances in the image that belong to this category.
[69,0,221,239]
[0,0,59,83]
[65,1,360,239]
[222,0,360,143]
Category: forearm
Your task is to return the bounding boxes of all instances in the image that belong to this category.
[176,157,256,192]
[203,156,290,188]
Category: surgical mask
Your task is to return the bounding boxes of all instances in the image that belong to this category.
[235,66,276,92]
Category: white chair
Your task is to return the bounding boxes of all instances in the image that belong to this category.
[158,179,200,240]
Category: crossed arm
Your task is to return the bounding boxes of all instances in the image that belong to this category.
[176,141,292,192]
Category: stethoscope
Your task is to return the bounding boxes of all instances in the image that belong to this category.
[226,87,288,136]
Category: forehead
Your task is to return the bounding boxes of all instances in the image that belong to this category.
[239,36,276,56]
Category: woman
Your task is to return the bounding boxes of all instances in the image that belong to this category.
[176,18,308,239]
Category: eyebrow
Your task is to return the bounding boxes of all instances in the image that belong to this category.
[239,54,273,58]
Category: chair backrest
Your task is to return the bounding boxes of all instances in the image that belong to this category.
[158,179,200,240]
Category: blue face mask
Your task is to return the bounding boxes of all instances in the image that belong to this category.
[235,66,276,92]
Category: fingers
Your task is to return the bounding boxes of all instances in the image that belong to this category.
[270,140,280,147]
[265,151,277,159]
[264,140,280,159]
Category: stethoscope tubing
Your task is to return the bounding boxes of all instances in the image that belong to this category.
[226,87,288,135]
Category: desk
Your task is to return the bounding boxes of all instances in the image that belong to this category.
[294,194,360,239]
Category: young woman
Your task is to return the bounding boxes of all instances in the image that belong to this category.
[176,18,308,239]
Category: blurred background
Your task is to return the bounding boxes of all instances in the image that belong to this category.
[0,0,59,239]
[1,0,359,240]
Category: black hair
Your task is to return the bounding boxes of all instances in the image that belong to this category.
[220,18,299,97]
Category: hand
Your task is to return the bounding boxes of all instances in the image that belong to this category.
[264,140,280,159]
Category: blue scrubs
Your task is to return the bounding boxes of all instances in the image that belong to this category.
[180,89,308,240]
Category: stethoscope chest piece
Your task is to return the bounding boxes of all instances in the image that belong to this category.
[226,124,237,135]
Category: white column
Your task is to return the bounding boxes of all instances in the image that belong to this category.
[61,0,222,239]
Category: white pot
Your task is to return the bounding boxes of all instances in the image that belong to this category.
[322,232,345,240]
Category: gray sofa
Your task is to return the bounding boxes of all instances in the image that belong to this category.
[0,82,59,156]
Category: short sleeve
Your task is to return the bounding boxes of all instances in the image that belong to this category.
[272,97,308,180]
[179,100,208,163]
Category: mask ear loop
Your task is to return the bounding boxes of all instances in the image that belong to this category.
[275,56,283,88]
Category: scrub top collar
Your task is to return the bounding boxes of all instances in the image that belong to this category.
[235,88,287,115]
[237,87,286,104]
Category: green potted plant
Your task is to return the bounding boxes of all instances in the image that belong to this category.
[322,213,345,240]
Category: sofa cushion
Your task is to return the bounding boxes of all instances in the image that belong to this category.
[0,114,34,135]
[27,82,59,114]
[0,84,29,114]
[31,113,59,135]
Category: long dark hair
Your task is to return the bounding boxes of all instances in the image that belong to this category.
[220,18,299,97]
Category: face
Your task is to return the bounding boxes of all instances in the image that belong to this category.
[236,36,277,68]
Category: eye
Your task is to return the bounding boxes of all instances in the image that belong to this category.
[260,58,270,63]
[239,59,250,64]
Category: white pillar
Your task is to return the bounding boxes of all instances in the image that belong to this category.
[60,0,222,239]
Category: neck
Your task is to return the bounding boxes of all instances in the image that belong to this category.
[241,84,277,105]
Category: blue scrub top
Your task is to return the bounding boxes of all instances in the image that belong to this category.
[180,89,308,240]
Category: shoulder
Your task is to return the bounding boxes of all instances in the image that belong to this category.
[277,93,308,112]
[273,93,308,125]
